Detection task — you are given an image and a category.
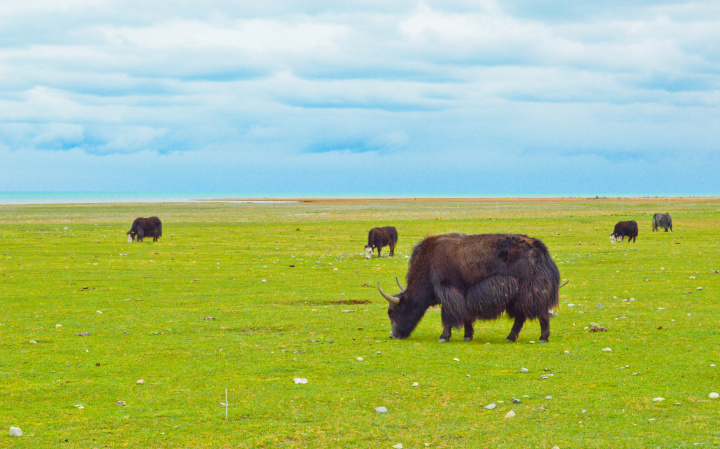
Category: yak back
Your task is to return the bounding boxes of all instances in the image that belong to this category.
[613,220,638,235]
[368,226,398,247]
[131,216,162,236]
[405,233,560,327]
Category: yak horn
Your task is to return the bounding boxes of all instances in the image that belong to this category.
[395,277,406,292]
[378,283,400,305]
[559,280,569,288]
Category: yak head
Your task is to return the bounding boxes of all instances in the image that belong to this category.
[126,231,135,243]
[364,245,373,259]
[378,279,426,340]
[609,234,623,244]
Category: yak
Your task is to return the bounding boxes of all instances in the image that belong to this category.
[364,226,398,259]
[652,213,673,232]
[127,216,162,243]
[377,233,562,343]
[610,220,638,244]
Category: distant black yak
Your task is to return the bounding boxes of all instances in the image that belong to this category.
[652,213,673,232]
[364,226,398,258]
[610,220,638,243]
[127,217,162,243]
[377,233,562,343]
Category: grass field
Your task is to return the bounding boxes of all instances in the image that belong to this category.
[1,198,720,448]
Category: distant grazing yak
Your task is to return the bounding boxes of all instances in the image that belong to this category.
[610,220,638,244]
[364,226,398,259]
[127,217,162,243]
[652,213,673,232]
[377,233,562,343]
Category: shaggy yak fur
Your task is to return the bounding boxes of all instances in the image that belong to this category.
[652,213,673,232]
[127,216,162,242]
[610,220,638,243]
[365,226,398,258]
[378,233,561,343]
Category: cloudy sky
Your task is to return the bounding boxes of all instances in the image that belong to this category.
[1,0,719,196]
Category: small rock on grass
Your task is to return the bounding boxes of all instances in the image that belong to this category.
[116,401,126,406]
[293,378,308,384]
[136,379,145,385]
[485,403,497,410]
[9,427,22,437]
[709,392,719,399]
[375,406,388,413]
[392,444,403,449]
[505,410,516,418]
[653,397,664,402]
[520,368,529,373]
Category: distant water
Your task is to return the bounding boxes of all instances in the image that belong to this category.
[0,192,247,205]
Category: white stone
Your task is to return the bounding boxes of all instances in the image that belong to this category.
[485,403,497,410]
[653,397,664,402]
[546,396,552,400]
[453,358,460,361]
[9,427,22,437]
[552,446,560,449]
[262,279,267,283]
[697,287,703,290]
[392,444,403,449]
[136,379,145,384]
[375,406,388,413]
[56,324,62,328]
[505,410,516,418]
[29,340,37,344]
[412,382,419,387]
[356,357,363,362]
[116,400,126,406]
[602,348,612,352]
[520,368,529,373]
[712,364,716,367]
[709,392,719,399]
[564,350,570,354]
[293,378,308,384]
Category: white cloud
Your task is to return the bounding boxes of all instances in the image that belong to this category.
[1,0,719,194]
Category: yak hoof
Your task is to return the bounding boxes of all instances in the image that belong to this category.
[506,337,516,343]
[463,337,473,342]
[438,338,449,343]
[539,339,548,343]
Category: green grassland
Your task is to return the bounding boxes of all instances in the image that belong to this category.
[1,198,719,448]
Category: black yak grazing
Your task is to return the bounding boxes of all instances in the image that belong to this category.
[377,233,561,343]
[610,220,638,243]
[364,226,398,258]
[652,213,673,232]
[127,217,162,243]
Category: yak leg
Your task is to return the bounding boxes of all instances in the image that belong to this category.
[377,247,382,257]
[463,320,474,341]
[438,324,452,343]
[506,316,526,342]
[538,313,551,343]
[389,243,395,257]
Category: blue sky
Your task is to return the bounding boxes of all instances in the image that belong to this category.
[1,0,719,196]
